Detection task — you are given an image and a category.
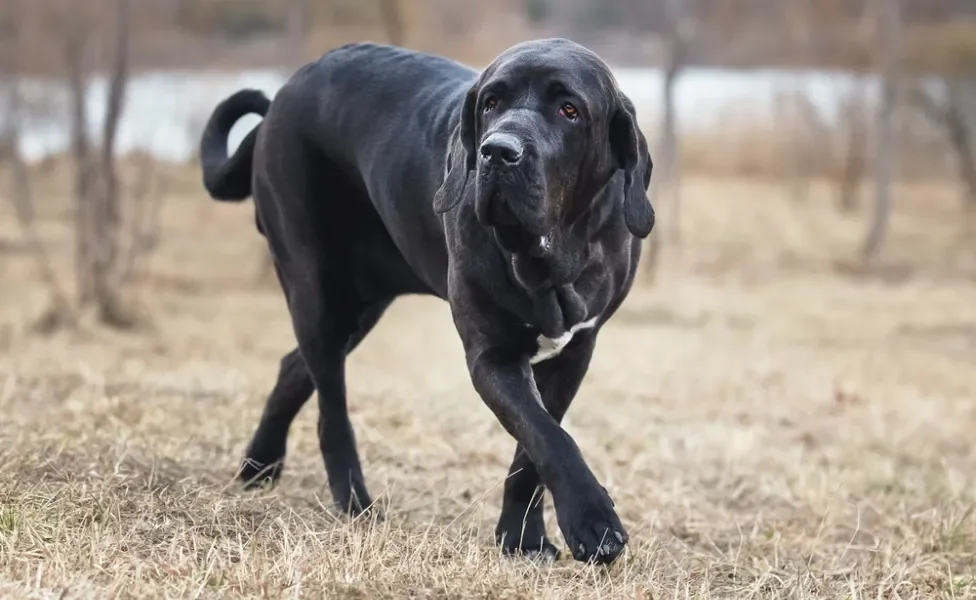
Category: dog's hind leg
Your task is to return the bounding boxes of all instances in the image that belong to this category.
[287,281,393,516]
[238,348,313,488]
[494,334,598,561]
[237,300,392,499]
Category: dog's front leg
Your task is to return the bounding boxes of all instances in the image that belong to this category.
[466,345,628,564]
[450,290,628,564]
[494,333,598,561]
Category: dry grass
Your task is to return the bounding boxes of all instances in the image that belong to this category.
[1,165,976,598]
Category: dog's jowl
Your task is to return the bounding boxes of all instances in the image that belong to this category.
[199,38,654,565]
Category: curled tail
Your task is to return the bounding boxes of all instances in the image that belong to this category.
[199,89,271,201]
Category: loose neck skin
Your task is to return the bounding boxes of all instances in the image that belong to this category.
[503,168,625,296]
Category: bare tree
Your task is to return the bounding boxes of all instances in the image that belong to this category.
[862,0,902,261]
[830,4,876,214]
[836,85,870,212]
[90,0,133,325]
[658,0,690,240]
[642,0,692,281]
[59,10,97,304]
[0,1,74,330]
[3,97,75,332]
[0,0,169,330]
[52,0,136,325]
[779,0,815,203]
[913,80,976,210]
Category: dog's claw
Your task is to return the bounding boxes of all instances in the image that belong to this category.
[559,489,629,565]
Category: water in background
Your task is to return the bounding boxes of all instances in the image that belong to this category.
[11,65,882,164]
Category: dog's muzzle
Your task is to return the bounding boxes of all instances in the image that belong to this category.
[479,133,524,168]
[484,195,553,257]
[476,132,553,255]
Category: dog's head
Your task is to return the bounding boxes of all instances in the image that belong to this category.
[433,38,654,255]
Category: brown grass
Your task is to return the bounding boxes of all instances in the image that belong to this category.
[1,165,976,598]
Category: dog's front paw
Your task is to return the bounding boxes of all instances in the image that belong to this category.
[554,487,629,565]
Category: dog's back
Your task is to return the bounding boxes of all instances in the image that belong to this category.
[264,43,477,179]
[201,43,477,205]
[253,44,477,285]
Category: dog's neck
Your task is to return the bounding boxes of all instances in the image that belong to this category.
[503,223,588,292]
[494,206,609,339]
[500,177,617,294]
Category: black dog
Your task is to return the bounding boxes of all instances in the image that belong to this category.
[199,38,654,565]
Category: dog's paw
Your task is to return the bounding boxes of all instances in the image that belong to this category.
[555,488,629,565]
[329,479,378,519]
[237,446,285,490]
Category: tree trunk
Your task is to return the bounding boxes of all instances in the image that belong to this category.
[785,89,809,203]
[91,0,132,326]
[1,6,74,330]
[63,26,96,304]
[838,87,868,213]
[912,80,976,211]
[662,50,681,243]
[783,0,813,203]
[943,84,976,210]
[5,89,74,331]
[643,14,685,282]
[861,0,901,261]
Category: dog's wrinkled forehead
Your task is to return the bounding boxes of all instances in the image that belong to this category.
[480,39,617,107]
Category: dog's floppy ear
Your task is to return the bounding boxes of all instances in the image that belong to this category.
[433,85,478,214]
[609,97,655,238]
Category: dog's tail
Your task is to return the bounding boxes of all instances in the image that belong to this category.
[200,89,271,202]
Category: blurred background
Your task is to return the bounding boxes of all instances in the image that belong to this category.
[2,5,976,595]
[0,0,974,328]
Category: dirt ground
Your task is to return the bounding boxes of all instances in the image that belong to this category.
[1,168,976,598]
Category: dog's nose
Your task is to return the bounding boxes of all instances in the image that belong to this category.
[479,133,523,166]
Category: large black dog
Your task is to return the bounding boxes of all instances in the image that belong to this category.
[200,38,654,565]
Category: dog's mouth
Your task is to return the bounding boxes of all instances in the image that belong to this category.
[484,190,553,257]
[486,190,520,227]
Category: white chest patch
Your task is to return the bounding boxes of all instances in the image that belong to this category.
[529,317,599,365]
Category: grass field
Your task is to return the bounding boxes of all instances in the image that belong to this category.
[1,166,976,598]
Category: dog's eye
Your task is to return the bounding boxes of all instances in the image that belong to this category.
[559,102,579,120]
[483,96,498,112]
